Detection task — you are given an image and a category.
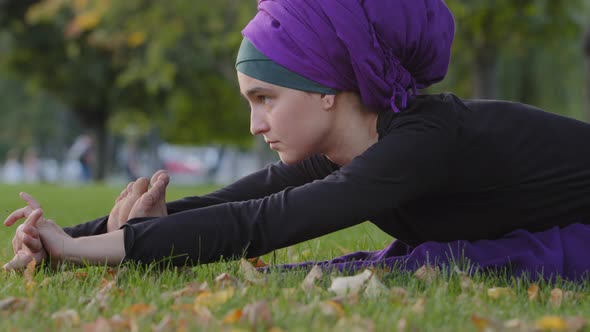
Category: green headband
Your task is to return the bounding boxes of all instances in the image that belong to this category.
[235,38,340,95]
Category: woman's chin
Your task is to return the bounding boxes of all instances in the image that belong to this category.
[278,153,305,165]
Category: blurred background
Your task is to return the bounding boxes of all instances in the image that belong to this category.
[0,0,589,186]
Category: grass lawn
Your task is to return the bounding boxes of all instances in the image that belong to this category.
[0,183,588,331]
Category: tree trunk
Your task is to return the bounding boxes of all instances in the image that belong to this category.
[93,112,108,181]
[583,25,590,122]
[472,45,499,99]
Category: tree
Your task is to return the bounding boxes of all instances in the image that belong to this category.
[0,0,256,180]
[444,1,587,99]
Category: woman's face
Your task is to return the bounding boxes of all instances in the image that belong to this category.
[237,72,334,165]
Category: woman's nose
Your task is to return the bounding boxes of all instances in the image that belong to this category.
[250,107,270,135]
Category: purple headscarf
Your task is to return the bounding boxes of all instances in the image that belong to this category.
[242,0,455,112]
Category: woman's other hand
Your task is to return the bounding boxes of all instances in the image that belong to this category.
[3,192,47,271]
[107,170,169,232]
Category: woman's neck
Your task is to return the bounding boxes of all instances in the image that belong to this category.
[323,104,380,167]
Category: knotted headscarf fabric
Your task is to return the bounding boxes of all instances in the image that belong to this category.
[242,0,455,112]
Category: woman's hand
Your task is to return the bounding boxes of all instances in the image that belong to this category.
[107,170,170,232]
[3,193,48,271]
[24,209,72,263]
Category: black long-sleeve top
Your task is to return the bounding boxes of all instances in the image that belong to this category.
[64,93,590,266]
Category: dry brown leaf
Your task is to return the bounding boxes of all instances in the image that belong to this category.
[390,287,408,303]
[24,258,37,295]
[161,282,209,301]
[414,265,440,285]
[411,297,426,315]
[194,288,235,309]
[241,301,273,330]
[487,287,514,300]
[214,273,239,289]
[51,309,80,328]
[301,265,322,292]
[319,300,345,318]
[85,280,117,312]
[223,308,243,324]
[363,274,389,298]
[0,297,25,312]
[550,288,563,308]
[123,303,156,318]
[239,258,266,285]
[193,305,216,325]
[247,257,268,268]
[82,317,111,332]
[528,284,540,302]
[328,269,373,296]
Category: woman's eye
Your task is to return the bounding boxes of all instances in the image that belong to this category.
[258,96,270,104]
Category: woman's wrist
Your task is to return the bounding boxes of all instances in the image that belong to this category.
[65,231,126,266]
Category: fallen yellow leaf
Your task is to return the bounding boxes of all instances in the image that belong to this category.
[536,316,567,331]
[194,288,235,309]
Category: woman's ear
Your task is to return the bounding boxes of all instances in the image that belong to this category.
[320,94,337,111]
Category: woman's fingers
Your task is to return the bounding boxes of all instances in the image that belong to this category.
[4,207,29,226]
[25,209,44,228]
[3,250,33,271]
[3,192,42,227]
[22,233,43,252]
[20,192,41,209]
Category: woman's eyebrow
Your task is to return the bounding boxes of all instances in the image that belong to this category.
[242,86,273,98]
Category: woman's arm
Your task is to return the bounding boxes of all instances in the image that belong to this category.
[121,117,453,266]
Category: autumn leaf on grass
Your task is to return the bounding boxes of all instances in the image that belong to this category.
[296,299,345,319]
[24,258,37,295]
[194,288,235,310]
[214,273,239,289]
[241,301,273,330]
[335,314,376,332]
[0,297,28,312]
[301,265,322,293]
[413,265,440,285]
[534,316,586,331]
[328,269,373,297]
[82,315,137,332]
[248,257,268,268]
[487,287,515,300]
[471,314,505,332]
[162,281,210,301]
[390,287,409,304]
[550,288,563,308]
[363,274,389,299]
[85,279,117,312]
[528,284,540,302]
[51,309,80,329]
[240,258,267,285]
[122,303,156,318]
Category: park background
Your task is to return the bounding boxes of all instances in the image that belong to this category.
[0,1,590,186]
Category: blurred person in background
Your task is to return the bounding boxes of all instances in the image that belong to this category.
[2,148,23,184]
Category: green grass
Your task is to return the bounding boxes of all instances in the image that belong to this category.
[0,183,589,331]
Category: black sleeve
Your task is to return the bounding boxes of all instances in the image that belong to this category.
[63,155,335,238]
[121,115,453,266]
[166,155,337,213]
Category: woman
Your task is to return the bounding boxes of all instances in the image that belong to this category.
[5,0,590,280]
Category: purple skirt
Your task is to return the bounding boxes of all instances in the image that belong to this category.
[275,223,590,281]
